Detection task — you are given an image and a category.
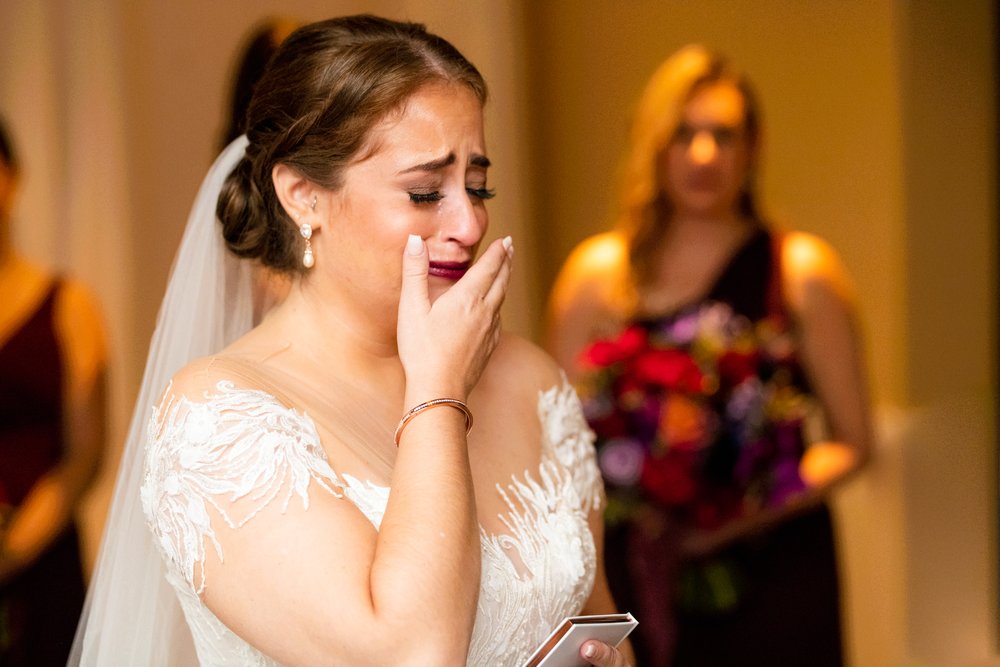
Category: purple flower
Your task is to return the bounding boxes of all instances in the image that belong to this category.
[599,437,646,486]
[665,310,700,344]
[768,458,807,506]
[726,378,763,423]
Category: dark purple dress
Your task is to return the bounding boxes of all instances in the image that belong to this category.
[579,228,843,666]
[0,283,86,666]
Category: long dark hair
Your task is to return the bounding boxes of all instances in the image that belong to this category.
[218,18,297,152]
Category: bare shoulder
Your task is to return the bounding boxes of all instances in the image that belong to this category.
[780,230,857,310]
[483,332,565,399]
[565,231,629,274]
[547,232,631,373]
[53,278,108,388]
[54,279,106,345]
[551,231,629,311]
[475,333,565,414]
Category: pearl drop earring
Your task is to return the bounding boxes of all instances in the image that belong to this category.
[300,223,314,268]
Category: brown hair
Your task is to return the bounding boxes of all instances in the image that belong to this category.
[217,15,487,272]
[616,44,762,296]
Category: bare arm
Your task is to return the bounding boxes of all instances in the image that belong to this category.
[785,232,872,485]
[0,281,106,583]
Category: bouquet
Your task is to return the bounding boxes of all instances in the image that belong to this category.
[578,301,816,533]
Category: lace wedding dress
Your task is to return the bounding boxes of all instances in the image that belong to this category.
[141,374,603,666]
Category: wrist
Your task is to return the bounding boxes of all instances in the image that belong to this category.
[403,380,469,407]
[394,398,474,447]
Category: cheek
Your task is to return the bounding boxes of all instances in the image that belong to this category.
[659,148,686,191]
[723,151,752,188]
[475,204,489,236]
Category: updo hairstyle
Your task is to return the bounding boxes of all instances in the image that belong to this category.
[217,15,487,273]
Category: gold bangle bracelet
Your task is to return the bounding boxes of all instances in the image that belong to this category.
[393,398,474,447]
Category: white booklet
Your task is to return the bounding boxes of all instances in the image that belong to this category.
[521,612,638,667]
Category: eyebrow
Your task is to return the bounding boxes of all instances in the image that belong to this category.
[398,152,491,174]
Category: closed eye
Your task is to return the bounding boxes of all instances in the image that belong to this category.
[409,191,443,204]
[467,187,496,201]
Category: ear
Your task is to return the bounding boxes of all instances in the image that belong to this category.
[272,163,323,231]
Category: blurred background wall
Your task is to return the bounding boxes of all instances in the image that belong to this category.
[0,0,995,665]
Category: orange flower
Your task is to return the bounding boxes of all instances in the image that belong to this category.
[658,394,711,451]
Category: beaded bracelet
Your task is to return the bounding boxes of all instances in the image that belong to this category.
[393,398,474,447]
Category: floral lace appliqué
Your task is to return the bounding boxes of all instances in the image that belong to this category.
[141,379,602,667]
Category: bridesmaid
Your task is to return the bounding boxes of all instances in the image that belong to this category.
[548,45,872,666]
[0,117,107,666]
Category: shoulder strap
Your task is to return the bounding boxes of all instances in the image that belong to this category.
[764,230,788,321]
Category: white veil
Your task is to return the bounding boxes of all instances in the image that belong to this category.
[69,136,253,665]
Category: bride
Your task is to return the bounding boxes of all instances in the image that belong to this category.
[71,15,633,666]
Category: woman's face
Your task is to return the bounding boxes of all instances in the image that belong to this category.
[320,82,490,307]
[660,80,752,221]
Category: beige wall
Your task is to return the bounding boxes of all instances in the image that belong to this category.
[525,1,997,665]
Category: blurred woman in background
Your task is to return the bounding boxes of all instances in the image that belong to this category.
[0,118,106,665]
[548,45,871,666]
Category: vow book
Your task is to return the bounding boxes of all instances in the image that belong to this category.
[521,612,638,667]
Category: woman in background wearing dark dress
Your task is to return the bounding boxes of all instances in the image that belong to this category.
[217,16,299,153]
[547,45,871,666]
[0,118,107,665]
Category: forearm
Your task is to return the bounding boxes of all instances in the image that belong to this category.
[370,405,480,660]
[0,470,77,582]
[683,441,864,557]
[1,372,106,582]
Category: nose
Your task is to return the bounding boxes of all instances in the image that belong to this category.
[440,192,486,247]
[688,130,719,164]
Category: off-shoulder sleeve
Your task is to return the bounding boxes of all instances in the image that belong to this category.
[140,380,342,596]
[537,375,605,513]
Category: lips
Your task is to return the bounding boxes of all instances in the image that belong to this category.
[428,261,470,281]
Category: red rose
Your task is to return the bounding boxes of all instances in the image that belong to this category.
[632,348,704,393]
[717,350,758,386]
[640,451,698,506]
[589,409,628,439]
[579,326,648,368]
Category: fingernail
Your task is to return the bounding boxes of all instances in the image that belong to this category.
[502,235,514,255]
[406,234,423,256]
[583,643,596,658]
